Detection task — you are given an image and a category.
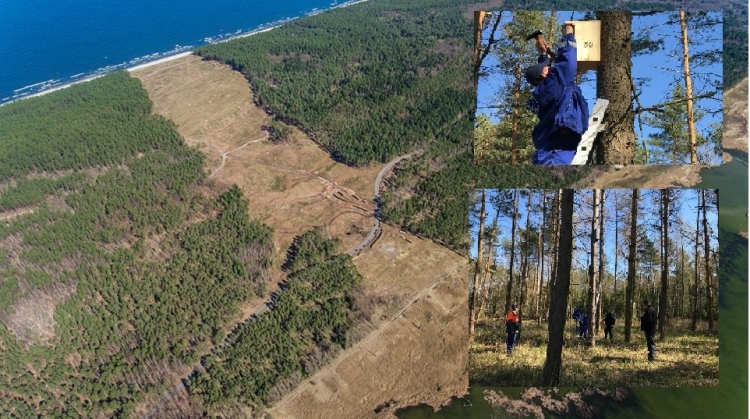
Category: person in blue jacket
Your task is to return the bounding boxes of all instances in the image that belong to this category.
[525,24,589,165]
[572,307,582,335]
[579,312,589,338]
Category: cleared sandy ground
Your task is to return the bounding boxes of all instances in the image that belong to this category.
[133,54,470,417]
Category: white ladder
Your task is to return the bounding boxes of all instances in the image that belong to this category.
[571,98,609,165]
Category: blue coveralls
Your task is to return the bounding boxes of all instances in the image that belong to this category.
[527,33,589,165]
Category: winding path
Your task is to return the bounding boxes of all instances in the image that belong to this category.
[346,153,413,256]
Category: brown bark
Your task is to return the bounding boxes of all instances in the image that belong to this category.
[542,190,575,386]
[596,11,635,164]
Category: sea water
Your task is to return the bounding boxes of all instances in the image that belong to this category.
[0,0,350,103]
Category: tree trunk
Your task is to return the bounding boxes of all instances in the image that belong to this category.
[658,190,670,341]
[587,190,600,347]
[511,61,522,164]
[537,191,547,325]
[542,190,575,386]
[691,195,700,331]
[474,228,497,324]
[614,191,619,298]
[624,189,638,342]
[469,189,486,335]
[596,191,606,335]
[547,189,562,316]
[680,11,699,164]
[596,11,635,164]
[505,190,520,313]
[702,190,713,331]
[680,243,685,318]
[519,190,534,331]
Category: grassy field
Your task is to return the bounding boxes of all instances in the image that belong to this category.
[469,318,719,388]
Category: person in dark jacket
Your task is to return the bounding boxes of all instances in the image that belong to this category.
[572,307,582,335]
[640,300,658,361]
[525,23,589,165]
[505,304,520,354]
[578,312,589,338]
[604,311,616,340]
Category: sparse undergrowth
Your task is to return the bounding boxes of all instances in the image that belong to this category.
[470,319,719,387]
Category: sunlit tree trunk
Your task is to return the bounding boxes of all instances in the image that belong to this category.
[542,190,575,386]
[469,189,486,335]
[536,191,547,325]
[505,190,519,313]
[680,11,699,164]
[586,189,601,347]
[624,189,638,342]
[702,189,713,331]
[658,190,670,341]
[596,11,635,164]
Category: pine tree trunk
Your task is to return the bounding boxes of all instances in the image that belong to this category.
[680,243,685,318]
[692,195,700,331]
[547,190,562,316]
[680,11,699,164]
[475,232,496,324]
[624,189,638,342]
[614,191,619,298]
[537,191,547,325]
[596,192,605,335]
[587,190,600,347]
[469,189,486,335]
[658,190,670,341]
[519,190,534,329]
[596,11,635,164]
[506,190,519,313]
[702,190,713,331]
[542,190,575,386]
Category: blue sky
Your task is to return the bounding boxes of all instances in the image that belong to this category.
[475,11,723,164]
[469,189,719,284]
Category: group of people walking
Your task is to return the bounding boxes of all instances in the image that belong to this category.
[502,300,658,361]
[571,308,617,339]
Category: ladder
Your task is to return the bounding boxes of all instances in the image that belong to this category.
[571,98,608,165]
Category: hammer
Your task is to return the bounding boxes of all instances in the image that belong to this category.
[526,29,555,59]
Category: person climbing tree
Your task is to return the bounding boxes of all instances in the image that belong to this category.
[525,23,589,165]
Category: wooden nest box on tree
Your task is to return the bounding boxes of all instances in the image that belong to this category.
[566,20,601,72]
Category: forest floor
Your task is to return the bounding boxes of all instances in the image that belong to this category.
[132,54,469,418]
[469,318,719,388]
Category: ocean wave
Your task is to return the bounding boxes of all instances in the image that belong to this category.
[1,0,370,106]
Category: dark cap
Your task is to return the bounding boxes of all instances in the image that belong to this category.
[511,303,517,309]
[525,59,551,86]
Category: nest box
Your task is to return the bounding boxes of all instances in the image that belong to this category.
[566,20,601,72]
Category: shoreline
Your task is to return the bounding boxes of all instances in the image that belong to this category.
[0,0,371,108]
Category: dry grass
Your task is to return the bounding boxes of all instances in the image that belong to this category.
[469,318,719,387]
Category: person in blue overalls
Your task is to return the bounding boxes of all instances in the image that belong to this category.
[525,24,589,165]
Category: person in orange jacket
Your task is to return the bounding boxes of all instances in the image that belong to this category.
[505,303,520,355]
